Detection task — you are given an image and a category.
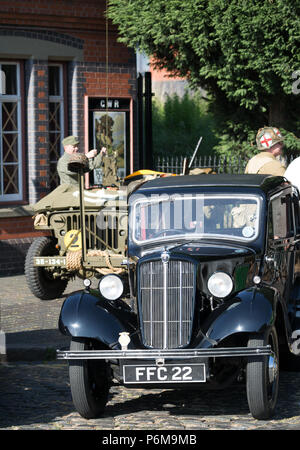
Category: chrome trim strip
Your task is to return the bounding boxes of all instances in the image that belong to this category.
[163,258,168,349]
[179,261,182,346]
[150,261,153,347]
[57,346,272,360]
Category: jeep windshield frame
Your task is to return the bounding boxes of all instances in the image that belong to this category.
[130,193,262,245]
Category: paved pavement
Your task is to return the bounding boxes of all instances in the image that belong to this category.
[1,274,300,431]
[0,274,83,361]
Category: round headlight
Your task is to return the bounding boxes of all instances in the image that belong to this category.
[99,274,124,300]
[207,272,233,298]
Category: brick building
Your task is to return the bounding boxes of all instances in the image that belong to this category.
[0,0,138,275]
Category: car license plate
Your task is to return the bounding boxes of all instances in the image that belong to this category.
[34,257,66,267]
[123,363,206,384]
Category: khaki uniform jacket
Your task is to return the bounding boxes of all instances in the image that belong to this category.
[244,152,285,176]
[57,152,103,185]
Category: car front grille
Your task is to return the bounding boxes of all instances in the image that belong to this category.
[138,259,195,349]
[66,213,115,250]
[60,211,127,253]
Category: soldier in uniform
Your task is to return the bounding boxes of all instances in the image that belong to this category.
[57,135,106,185]
[244,127,285,175]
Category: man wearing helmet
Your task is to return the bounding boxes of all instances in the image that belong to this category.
[244,127,285,175]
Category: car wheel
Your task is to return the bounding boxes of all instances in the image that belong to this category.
[24,236,68,300]
[246,326,279,420]
[69,339,110,419]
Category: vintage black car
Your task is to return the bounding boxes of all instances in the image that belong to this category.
[57,173,300,420]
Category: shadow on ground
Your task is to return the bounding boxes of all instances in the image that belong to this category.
[0,360,299,429]
[3,328,70,361]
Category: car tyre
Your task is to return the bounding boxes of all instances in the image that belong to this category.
[69,339,110,419]
[246,326,279,420]
[25,236,68,300]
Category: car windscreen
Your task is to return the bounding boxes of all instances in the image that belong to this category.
[131,193,261,244]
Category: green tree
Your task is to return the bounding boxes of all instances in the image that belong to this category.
[152,92,217,157]
[108,0,300,159]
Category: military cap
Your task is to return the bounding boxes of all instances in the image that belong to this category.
[62,135,79,147]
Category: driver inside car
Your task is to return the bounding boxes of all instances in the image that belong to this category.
[189,204,220,233]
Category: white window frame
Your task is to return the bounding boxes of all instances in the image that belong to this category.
[49,63,65,155]
[0,62,22,202]
[49,63,65,189]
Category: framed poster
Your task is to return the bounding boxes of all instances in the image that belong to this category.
[88,97,131,186]
[93,111,126,182]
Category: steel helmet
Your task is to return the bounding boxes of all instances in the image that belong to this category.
[256,127,284,150]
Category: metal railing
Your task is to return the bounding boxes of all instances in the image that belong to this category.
[154,154,290,175]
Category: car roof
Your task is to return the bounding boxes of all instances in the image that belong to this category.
[136,174,287,193]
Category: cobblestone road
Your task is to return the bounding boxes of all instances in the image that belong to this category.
[1,361,300,430]
[1,275,300,431]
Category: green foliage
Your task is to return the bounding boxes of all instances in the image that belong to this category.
[213,127,300,161]
[152,92,217,157]
[108,0,300,159]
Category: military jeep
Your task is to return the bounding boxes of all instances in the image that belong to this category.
[25,154,131,300]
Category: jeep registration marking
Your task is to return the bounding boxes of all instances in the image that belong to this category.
[123,363,206,383]
[34,257,66,267]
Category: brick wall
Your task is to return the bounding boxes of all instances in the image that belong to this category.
[0,216,35,239]
[0,238,34,276]
[1,0,136,204]
[0,0,137,276]
[0,216,49,276]
[0,0,133,63]
[25,59,50,204]
[0,216,50,240]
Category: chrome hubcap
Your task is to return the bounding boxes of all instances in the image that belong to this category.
[268,353,278,384]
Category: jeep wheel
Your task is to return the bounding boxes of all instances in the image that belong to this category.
[246,326,279,420]
[25,236,68,300]
[69,339,110,419]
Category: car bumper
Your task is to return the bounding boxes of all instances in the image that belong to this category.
[56,345,272,360]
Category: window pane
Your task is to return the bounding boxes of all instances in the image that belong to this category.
[2,102,18,131]
[49,102,61,131]
[50,162,59,190]
[272,197,287,238]
[49,66,60,96]
[0,62,21,201]
[3,164,19,194]
[133,195,260,243]
[1,65,17,95]
[294,196,300,234]
[49,65,64,190]
[2,133,18,162]
[49,132,61,161]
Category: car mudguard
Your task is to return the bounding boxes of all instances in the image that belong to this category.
[59,290,138,348]
[199,286,277,347]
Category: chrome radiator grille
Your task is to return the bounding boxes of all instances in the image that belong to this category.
[139,259,195,349]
